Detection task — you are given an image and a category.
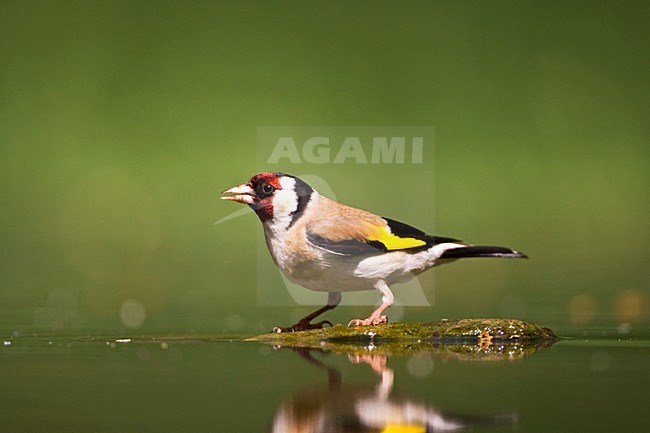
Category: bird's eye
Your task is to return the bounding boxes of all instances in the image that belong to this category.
[261,183,275,195]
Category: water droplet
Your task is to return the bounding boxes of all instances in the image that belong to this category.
[119,299,146,329]
[617,322,631,334]
[614,290,647,325]
[568,294,598,326]
[407,355,434,378]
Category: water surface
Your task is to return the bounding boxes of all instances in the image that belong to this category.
[1,335,648,432]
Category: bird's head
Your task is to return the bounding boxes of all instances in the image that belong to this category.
[221,172,314,224]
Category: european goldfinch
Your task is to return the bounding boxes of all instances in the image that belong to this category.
[222,172,526,333]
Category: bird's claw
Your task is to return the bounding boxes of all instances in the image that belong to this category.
[272,319,333,333]
[347,315,388,327]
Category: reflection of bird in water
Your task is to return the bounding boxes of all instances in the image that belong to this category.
[269,348,516,433]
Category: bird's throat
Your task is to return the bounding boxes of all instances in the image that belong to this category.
[251,201,273,222]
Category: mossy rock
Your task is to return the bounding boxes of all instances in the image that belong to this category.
[247,318,557,360]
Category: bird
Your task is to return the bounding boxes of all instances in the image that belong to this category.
[222,172,527,333]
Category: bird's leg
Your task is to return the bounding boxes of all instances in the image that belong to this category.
[348,282,393,327]
[348,302,390,326]
[273,292,341,333]
[272,305,334,333]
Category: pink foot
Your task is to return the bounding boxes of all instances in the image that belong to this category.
[347,315,388,327]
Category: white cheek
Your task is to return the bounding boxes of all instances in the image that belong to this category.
[273,176,298,219]
[273,189,298,218]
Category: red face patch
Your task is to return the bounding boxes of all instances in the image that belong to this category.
[248,172,283,222]
[249,172,283,190]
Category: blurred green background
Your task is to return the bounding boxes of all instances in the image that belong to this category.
[1,1,648,338]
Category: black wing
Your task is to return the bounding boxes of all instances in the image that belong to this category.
[382,217,462,248]
[305,217,463,256]
[306,233,386,256]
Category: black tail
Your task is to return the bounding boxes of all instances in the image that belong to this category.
[440,245,528,259]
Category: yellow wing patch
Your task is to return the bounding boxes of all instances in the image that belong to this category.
[381,424,426,433]
[367,227,427,251]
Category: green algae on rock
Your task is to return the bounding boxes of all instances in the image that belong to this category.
[250,319,556,343]
[247,319,557,359]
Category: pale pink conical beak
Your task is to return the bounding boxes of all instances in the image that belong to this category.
[221,183,255,204]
